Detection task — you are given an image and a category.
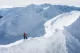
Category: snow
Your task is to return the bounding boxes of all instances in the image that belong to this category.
[65,15,80,41]
[43,6,49,10]
[0,4,80,53]
[44,11,80,38]
[0,39,23,48]
[44,11,80,53]
[0,4,80,44]
[45,11,80,29]
[0,30,67,53]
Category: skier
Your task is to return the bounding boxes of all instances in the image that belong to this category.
[23,32,27,39]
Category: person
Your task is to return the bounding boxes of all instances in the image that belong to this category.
[23,32,27,39]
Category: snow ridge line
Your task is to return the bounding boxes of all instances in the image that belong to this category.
[0,39,23,48]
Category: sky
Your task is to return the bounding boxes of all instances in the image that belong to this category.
[0,0,80,8]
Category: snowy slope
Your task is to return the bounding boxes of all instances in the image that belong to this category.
[44,11,80,53]
[65,16,80,41]
[0,4,80,53]
[44,11,80,30]
[0,6,45,44]
[0,30,67,53]
[0,11,80,53]
[0,4,80,19]
[0,4,80,45]
[35,4,80,20]
[0,7,24,17]
[0,8,10,16]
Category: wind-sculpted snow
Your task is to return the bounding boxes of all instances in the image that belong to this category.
[44,11,80,53]
[0,39,23,47]
[65,16,80,41]
[0,11,80,53]
[0,6,45,44]
[0,4,80,44]
[0,7,80,53]
[0,4,80,19]
[63,29,80,53]
[0,30,67,53]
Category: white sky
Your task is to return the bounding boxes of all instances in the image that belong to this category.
[0,0,80,8]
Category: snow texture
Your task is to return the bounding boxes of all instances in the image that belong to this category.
[0,4,80,53]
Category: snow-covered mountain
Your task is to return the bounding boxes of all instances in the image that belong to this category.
[0,4,80,53]
[65,16,80,41]
[0,4,80,19]
[44,11,80,53]
[0,7,24,17]
[0,11,80,53]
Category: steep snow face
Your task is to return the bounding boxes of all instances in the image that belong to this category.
[0,29,68,53]
[0,5,45,44]
[36,4,80,20]
[0,8,14,16]
[0,11,80,53]
[0,4,80,19]
[0,4,80,44]
[0,7,26,17]
[65,16,80,41]
[0,8,10,15]
[63,29,80,53]
[44,11,80,32]
[44,11,80,53]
